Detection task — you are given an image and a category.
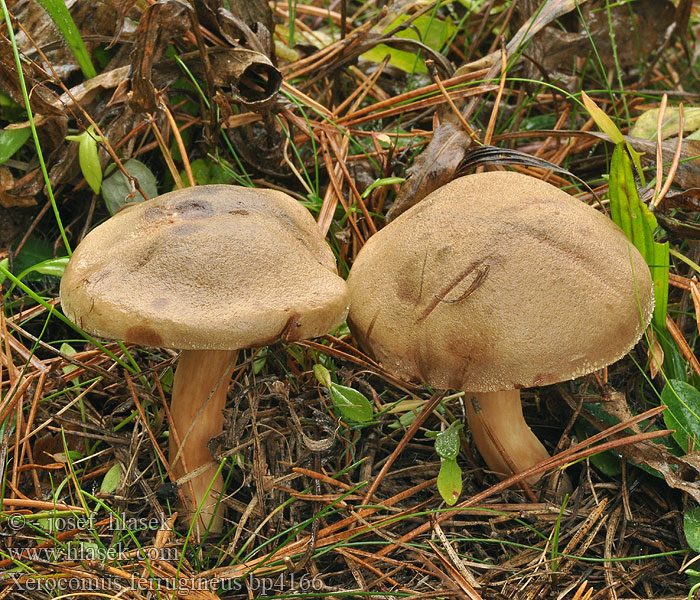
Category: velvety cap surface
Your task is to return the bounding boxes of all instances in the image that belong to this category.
[347,171,654,391]
[60,185,349,349]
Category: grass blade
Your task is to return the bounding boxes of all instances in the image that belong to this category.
[608,143,668,330]
[582,91,646,186]
[35,0,96,79]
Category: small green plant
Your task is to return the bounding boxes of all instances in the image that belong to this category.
[585,95,700,587]
[426,420,463,506]
[361,13,456,74]
[101,158,158,214]
[313,363,373,423]
[100,463,122,495]
[66,126,102,195]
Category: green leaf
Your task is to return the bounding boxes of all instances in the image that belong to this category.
[389,409,417,429]
[578,402,675,479]
[176,158,231,190]
[434,421,463,459]
[54,450,83,463]
[102,159,158,215]
[0,91,17,107]
[100,463,122,494]
[78,127,102,194]
[582,91,624,144]
[37,516,56,533]
[521,113,557,131]
[12,257,68,286]
[658,326,687,383]
[661,380,700,451]
[329,383,373,422]
[67,127,102,193]
[0,258,7,285]
[313,364,333,389]
[0,92,24,122]
[35,0,96,79]
[630,106,700,140]
[253,347,268,375]
[437,457,462,506]
[18,256,68,279]
[0,128,30,164]
[60,342,80,387]
[582,91,645,184]
[190,158,212,185]
[361,14,455,73]
[609,143,668,330]
[4,256,69,299]
[361,177,406,198]
[685,507,700,552]
[160,367,174,394]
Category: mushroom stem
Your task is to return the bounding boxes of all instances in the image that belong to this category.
[169,349,238,533]
[465,390,551,485]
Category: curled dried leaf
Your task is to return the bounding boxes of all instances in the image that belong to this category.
[0,167,36,208]
[210,48,282,109]
[386,121,470,221]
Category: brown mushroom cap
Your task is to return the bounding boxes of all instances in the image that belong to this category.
[60,184,349,349]
[348,171,654,391]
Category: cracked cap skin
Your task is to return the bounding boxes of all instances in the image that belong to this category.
[60,184,350,350]
[347,171,654,391]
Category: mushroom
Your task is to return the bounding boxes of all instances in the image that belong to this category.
[347,171,653,489]
[60,184,349,532]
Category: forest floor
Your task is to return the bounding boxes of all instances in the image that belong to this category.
[2,0,700,599]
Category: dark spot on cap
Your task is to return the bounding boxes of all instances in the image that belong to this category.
[395,276,419,303]
[130,245,155,271]
[174,223,203,236]
[173,199,213,218]
[229,209,249,215]
[435,244,452,262]
[144,205,167,220]
[151,298,168,310]
[125,326,163,347]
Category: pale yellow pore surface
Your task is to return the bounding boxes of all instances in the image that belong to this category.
[348,171,654,391]
[60,185,349,349]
